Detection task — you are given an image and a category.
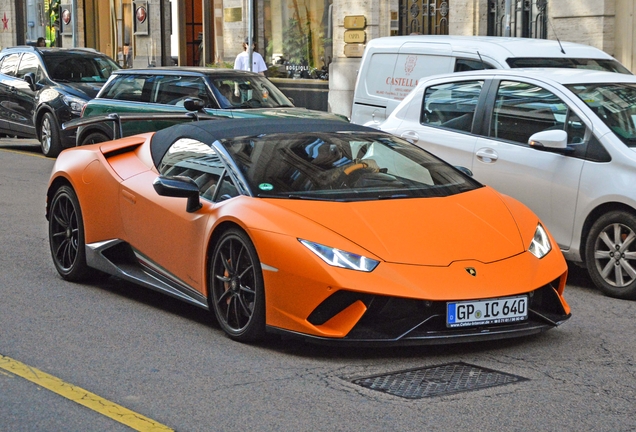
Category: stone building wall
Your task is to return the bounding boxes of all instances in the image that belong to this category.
[0,0,17,49]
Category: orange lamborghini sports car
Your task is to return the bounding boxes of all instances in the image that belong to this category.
[46,118,571,345]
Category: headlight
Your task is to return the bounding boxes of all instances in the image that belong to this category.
[529,224,551,259]
[62,95,87,114]
[299,239,379,272]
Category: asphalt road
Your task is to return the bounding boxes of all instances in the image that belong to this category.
[1,138,635,432]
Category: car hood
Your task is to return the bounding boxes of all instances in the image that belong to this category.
[271,187,526,266]
[57,81,104,100]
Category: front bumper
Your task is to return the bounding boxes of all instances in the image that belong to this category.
[268,284,570,346]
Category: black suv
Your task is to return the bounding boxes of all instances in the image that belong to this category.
[0,46,119,156]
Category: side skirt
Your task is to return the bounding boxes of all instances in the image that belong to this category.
[85,239,209,309]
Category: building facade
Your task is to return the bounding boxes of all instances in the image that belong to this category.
[2,0,635,117]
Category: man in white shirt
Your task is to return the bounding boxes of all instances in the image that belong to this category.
[234,38,268,75]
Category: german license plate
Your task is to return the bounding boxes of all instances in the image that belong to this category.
[447,295,528,328]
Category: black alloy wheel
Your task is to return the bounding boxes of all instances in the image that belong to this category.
[209,228,265,342]
[49,185,93,281]
[585,210,636,299]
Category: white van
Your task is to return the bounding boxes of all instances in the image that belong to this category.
[350,35,631,125]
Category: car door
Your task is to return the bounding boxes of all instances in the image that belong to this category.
[394,79,488,170]
[470,79,590,250]
[0,52,21,133]
[118,138,233,294]
[11,52,41,135]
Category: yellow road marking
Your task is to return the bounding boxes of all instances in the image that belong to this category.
[0,354,173,432]
[0,148,48,159]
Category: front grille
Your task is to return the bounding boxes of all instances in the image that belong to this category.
[350,362,528,399]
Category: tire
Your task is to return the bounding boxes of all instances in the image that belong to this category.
[585,211,636,299]
[81,132,110,146]
[209,228,265,342]
[49,185,95,281]
[40,112,63,157]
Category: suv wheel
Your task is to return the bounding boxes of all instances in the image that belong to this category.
[40,112,63,157]
[585,211,636,299]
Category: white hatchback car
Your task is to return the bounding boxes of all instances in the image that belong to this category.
[380,68,636,299]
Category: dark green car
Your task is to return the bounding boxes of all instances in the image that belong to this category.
[76,67,347,145]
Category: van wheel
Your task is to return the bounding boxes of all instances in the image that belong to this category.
[585,211,636,299]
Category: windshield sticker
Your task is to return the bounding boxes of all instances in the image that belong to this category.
[259,183,274,191]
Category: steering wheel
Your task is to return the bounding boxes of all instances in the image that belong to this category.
[340,162,377,188]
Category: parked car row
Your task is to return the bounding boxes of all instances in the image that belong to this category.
[1,37,635,347]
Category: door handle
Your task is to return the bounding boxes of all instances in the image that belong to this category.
[476,148,498,163]
[400,131,419,143]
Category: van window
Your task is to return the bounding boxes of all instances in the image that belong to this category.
[507,57,631,74]
[454,59,495,72]
[421,80,484,133]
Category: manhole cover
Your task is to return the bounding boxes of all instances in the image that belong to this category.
[350,362,528,399]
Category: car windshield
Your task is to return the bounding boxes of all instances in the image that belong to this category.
[220,132,481,201]
[566,82,636,147]
[507,57,632,74]
[43,53,120,83]
[209,75,294,109]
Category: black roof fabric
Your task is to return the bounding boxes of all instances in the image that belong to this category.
[149,118,373,169]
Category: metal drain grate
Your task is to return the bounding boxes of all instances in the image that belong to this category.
[350,362,527,399]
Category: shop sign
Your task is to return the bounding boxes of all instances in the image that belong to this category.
[344,30,366,44]
[344,44,365,58]
[133,1,149,35]
[59,4,72,36]
[344,16,366,30]
[224,7,242,22]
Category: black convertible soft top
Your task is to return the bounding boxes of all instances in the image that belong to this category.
[149,118,373,169]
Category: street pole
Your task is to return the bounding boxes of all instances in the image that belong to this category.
[72,0,79,47]
[247,0,253,71]
[504,0,511,37]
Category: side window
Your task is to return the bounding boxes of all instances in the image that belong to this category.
[101,75,145,102]
[454,59,495,72]
[158,138,232,201]
[0,53,20,76]
[490,81,568,145]
[421,80,484,133]
[154,76,211,106]
[16,53,42,80]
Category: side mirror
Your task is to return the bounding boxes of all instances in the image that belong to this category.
[455,166,473,177]
[153,175,202,213]
[528,130,568,151]
[24,72,38,92]
[183,97,206,112]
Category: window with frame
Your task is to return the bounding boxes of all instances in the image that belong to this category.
[0,53,20,76]
[153,76,212,107]
[421,80,484,132]
[16,53,42,80]
[159,138,237,201]
[490,81,569,144]
[101,75,146,102]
